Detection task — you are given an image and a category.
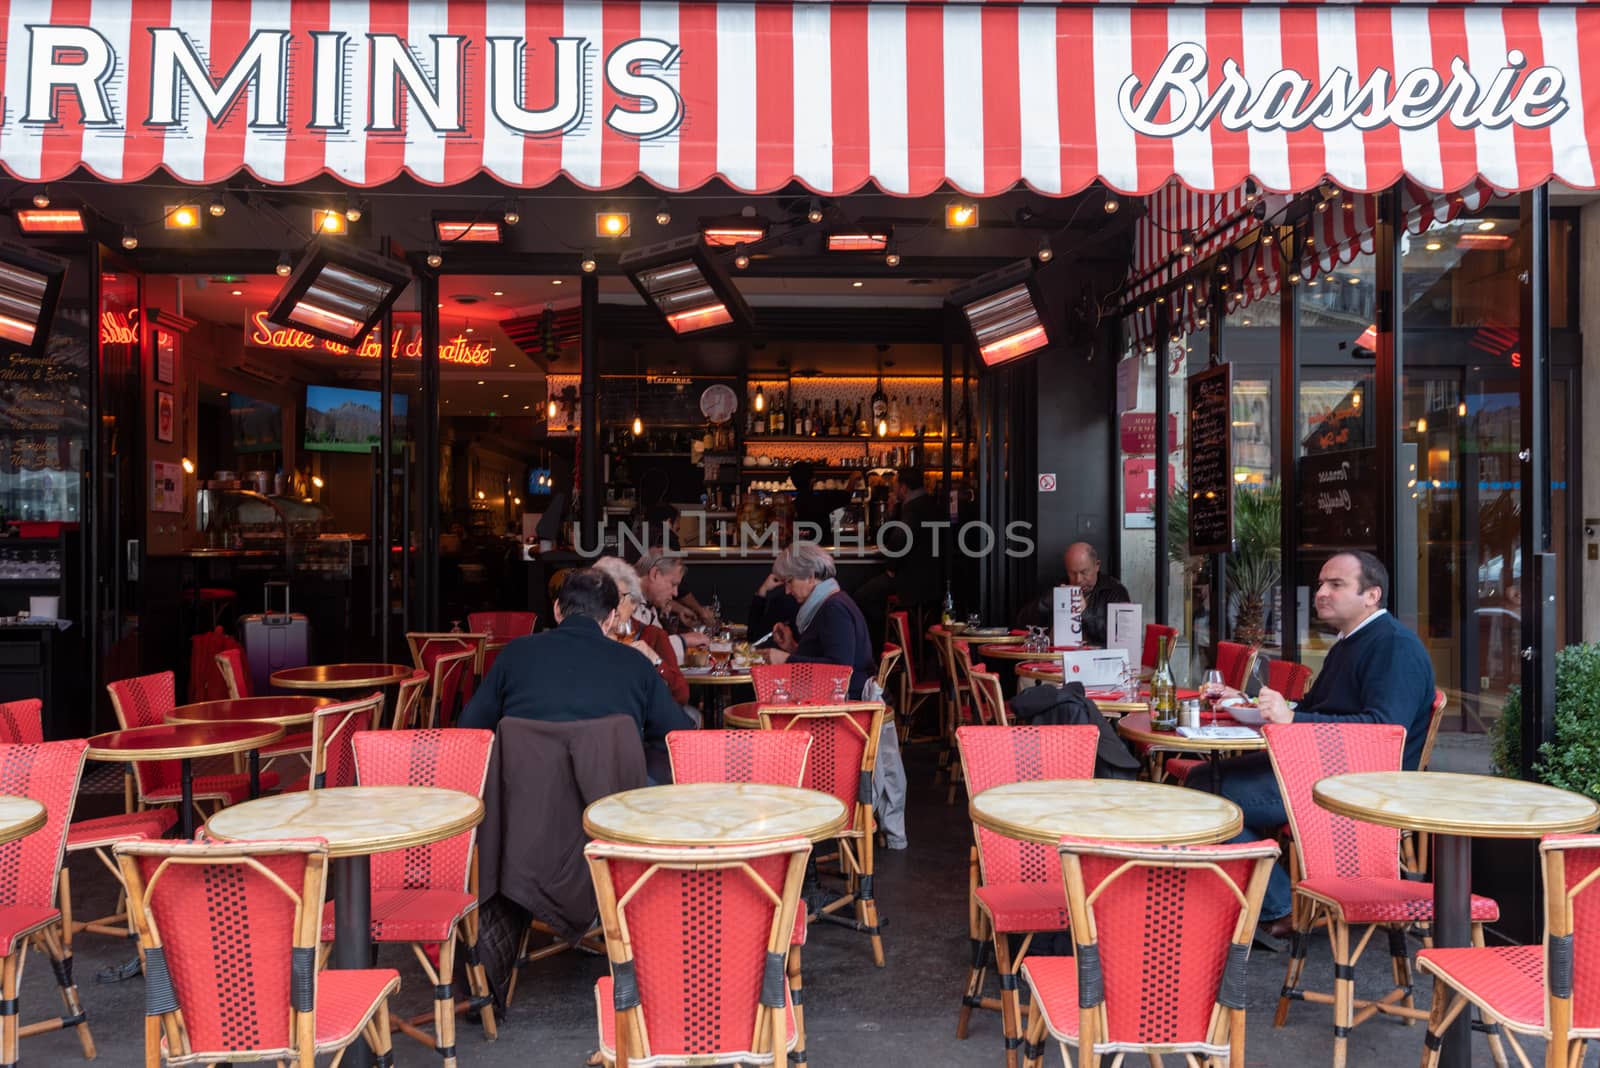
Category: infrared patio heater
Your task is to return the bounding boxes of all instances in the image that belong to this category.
[620,234,752,336]
[949,260,1055,368]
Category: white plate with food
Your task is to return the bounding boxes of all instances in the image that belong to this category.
[1217,697,1295,726]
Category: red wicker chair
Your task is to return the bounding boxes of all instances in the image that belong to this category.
[955,725,1099,1068]
[421,648,478,729]
[750,662,852,705]
[116,837,399,1068]
[340,728,498,1066]
[1267,658,1314,700]
[467,612,536,676]
[0,699,42,743]
[888,611,941,741]
[876,643,903,696]
[1215,641,1258,690]
[0,738,95,1065]
[759,702,887,967]
[280,692,383,793]
[968,672,1010,729]
[1419,833,1600,1068]
[665,730,812,787]
[213,648,314,771]
[586,837,809,1068]
[106,671,279,818]
[1141,623,1179,669]
[1265,723,1504,1068]
[1019,838,1281,1068]
[391,668,430,731]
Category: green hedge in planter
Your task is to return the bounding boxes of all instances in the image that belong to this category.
[1493,642,1600,801]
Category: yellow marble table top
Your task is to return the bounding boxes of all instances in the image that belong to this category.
[969,779,1243,846]
[206,785,483,857]
[585,783,848,847]
[681,670,754,687]
[0,795,45,844]
[1313,771,1600,839]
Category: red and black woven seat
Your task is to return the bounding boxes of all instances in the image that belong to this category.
[278,692,382,794]
[0,699,42,744]
[114,837,399,1066]
[750,662,853,705]
[888,611,941,740]
[1020,838,1280,1068]
[586,837,810,1067]
[954,724,1098,1068]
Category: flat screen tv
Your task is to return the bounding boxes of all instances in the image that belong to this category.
[229,392,282,454]
[303,385,408,453]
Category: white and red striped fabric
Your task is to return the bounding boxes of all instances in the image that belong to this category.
[0,1,1595,195]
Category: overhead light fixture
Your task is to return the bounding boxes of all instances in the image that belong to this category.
[945,201,979,230]
[949,260,1053,368]
[754,385,766,412]
[733,245,750,270]
[207,194,227,218]
[181,457,196,474]
[434,216,503,244]
[14,208,86,234]
[1035,238,1053,264]
[121,228,139,250]
[502,200,521,226]
[31,189,49,209]
[596,212,631,238]
[1477,220,1497,232]
[0,242,68,354]
[701,217,768,247]
[654,201,672,226]
[344,199,364,223]
[426,249,444,269]
[1458,401,1468,418]
[1425,240,1443,252]
[165,204,202,230]
[547,398,559,418]
[620,234,752,336]
[313,209,348,235]
[580,252,598,273]
[884,244,901,268]
[827,231,890,253]
[632,412,644,436]
[312,475,324,489]
[1457,233,1512,250]
[275,251,293,277]
[267,238,411,345]
[807,199,825,224]
[1103,193,1121,214]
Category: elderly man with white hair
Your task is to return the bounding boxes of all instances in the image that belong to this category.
[765,541,909,848]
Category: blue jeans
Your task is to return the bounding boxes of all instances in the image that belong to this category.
[1201,754,1292,921]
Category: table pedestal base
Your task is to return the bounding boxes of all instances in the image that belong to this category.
[179,760,195,839]
[334,855,375,1068]
[1434,834,1473,1068]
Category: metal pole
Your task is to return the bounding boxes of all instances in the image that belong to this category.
[1519,186,1553,779]
[419,272,440,630]
[1154,302,1171,626]
[1278,233,1301,662]
[1432,835,1473,1068]
[942,317,955,590]
[378,278,393,663]
[1374,191,1399,592]
[579,271,601,551]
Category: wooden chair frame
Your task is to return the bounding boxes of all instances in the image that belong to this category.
[391,669,429,731]
[422,648,478,730]
[887,613,940,744]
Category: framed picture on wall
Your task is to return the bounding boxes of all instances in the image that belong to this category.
[155,330,176,384]
[155,390,174,443]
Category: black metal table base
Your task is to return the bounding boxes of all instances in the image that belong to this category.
[1434,834,1473,1067]
[334,854,376,1068]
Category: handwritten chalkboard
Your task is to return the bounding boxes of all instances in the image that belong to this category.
[1298,448,1378,548]
[1186,362,1233,555]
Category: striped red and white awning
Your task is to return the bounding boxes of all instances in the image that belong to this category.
[0,1,1596,196]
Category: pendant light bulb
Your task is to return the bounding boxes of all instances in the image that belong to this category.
[754,385,765,412]
[632,413,644,437]
[275,251,293,277]
[120,227,139,250]
[877,418,888,438]
[208,194,228,218]
[547,398,559,419]
[31,188,50,209]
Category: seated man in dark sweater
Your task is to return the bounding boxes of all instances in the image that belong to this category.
[460,568,694,781]
[1205,550,1435,939]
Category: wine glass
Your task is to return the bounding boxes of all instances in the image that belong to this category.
[830,675,849,703]
[772,677,792,705]
[1202,669,1225,723]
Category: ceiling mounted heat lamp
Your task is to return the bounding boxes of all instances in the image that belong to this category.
[13,207,86,234]
[826,230,891,252]
[0,242,68,354]
[267,239,412,346]
[949,261,1053,368]
[620,235,752,336]
[433,215,504,244]
[700,216,768,248]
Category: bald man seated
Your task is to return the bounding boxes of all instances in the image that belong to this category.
[1014,542,1130,646]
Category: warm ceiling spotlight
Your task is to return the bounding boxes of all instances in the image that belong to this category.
[1425,240,1443,251]
[434,216,503,243]
[1103,194,1121,214]
[478,490,486,500]
[620,234,752,336]
[551,278,564,285]
[0,242,68,354]
[181,457,196,474]
[1417,417,1428,433]
[949,260,1053,368]
[312,475,324,489]
[344,199,364,223]
[654,201,672,226]
[313,208,348,235]
[826,231,890,253]
[851,280,864,288]
[121,228,139,250]
[165,204,202,230]
[580,252,598,273]
[1036,239,1053,264]
[1477,220,1497,232]
[1458,401,1468,418]
[275,251,293,277]
[503,201,521,226]
[596,212,631,238]
[14,208,86,234]
[426,249,443,269]
[701,217,768,247]
[631,412,644,436]
[945,201,979,230]
[733,244,750,270]
[884,245,902,268]
[230,289,243,296]
[547,398,559,418]
[267,239,411,345]
[30,189,49,209]
[207,194,227,218]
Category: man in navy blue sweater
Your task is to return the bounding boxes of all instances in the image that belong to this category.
[1208,550,1435,938]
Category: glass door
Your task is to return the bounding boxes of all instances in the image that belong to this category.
[94,261,144,729]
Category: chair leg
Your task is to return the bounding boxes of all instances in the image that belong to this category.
[368,996,396,1068]
[957,876,991,1039]
[1420,978,1466,1068]
[1387,926,1416,1022]
[1021,997,1049,1068]
[1471,925,1510,1068]
[859,828,885,969]
[786,943,806,1064]
[1331,919,1354,1068]
[1,952,18,1068]
[458,915,498,1042]
[993,932,1023,1068]
[1274,900,1311,1028]
[45,924,94,1058]
[434,937,459,1068]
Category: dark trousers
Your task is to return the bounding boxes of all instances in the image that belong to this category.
[1199,753,1292,920]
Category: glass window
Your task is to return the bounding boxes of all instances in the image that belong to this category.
[1223,290,1284,653]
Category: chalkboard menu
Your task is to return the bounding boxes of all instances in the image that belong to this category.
[1298,448,1378,548]
[1185,362,1233,555]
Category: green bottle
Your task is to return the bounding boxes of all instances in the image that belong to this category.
[1151,634,1179,731]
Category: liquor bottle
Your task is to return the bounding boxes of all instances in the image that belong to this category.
[888,396,902,436]
[856,403,867,436]
[810,401,821,437]
[832,400,843,436]
[941,582,956,627]
[771,394,783,435]
[1151,634,1179,731]
[753,399,766,436]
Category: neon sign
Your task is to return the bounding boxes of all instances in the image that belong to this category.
[100,311,137,344]
[247,310,491,367]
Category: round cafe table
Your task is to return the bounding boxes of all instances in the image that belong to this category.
[928,625,1026,646]
[969,778,1242,846]
[683,667,754,728]
[207,785,484,1068]
[585,782,848,847]
[0,795,46,844]
[86,721,285,838]
[166,695,335,728]
[977,643,1088,662]
[723,701,762,729]
[269,663,414,692]
[1117,711,1265,794]
[1314,771,1600,1068]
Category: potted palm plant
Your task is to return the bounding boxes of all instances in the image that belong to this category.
[1164,481,1282,647]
